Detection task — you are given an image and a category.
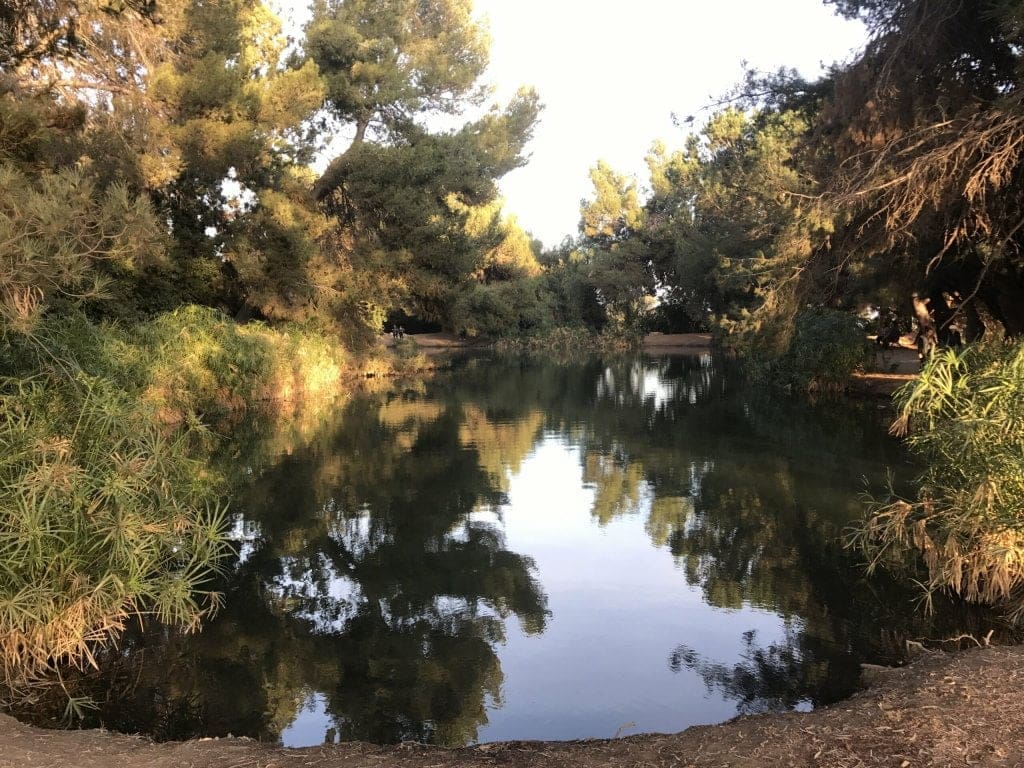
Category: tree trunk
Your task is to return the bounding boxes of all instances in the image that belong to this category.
[353,116,369,145]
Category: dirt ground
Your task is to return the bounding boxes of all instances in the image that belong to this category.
[641,332,714,351]
[851,336,922,396]
[380,332,486,350]
[3,646,1022,768]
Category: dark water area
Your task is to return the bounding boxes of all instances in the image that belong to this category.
[11,354,1005,746]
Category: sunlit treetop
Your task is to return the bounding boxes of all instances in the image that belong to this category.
[305,0,490,142]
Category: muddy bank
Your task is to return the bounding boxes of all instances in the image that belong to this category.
[2,646,1021,768]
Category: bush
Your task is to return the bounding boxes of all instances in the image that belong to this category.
[0,306,353,699]
[0,376,229,693]
[851,342,1024,618]
[3,307,351,424]
[131,307,349,422]
[752,308,872,392]
[451,279,554,339]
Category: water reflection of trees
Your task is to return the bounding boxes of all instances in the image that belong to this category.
[449,355,1000,715]
[519,354,1000,715]
[670,628,820,715]
[36,388,548,746]
[24,353,1003,741]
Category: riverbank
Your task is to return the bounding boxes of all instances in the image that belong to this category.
[382,329,919,396]
[851,344,921,396]
[381,331,717,352]
[2,646,1020,768]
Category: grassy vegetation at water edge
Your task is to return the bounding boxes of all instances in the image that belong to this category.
[0,375,229,698]
[0,306,358,701]
[852,341,1024,618]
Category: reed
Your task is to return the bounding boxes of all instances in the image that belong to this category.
[0,306,356,698]
[0,375,229,694]
[852,341,1024,618]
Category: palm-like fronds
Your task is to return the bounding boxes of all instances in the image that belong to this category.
[0,375,229,692]
[853,341,1024,617]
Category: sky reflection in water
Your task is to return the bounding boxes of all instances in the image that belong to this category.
[26,354,1001,747]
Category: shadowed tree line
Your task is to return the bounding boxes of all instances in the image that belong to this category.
[558,0,1024,353]
[0,0,547,344]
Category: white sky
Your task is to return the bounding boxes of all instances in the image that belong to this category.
[472,0,868,247]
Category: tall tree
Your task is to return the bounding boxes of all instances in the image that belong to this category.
[301,0,546,334]
[641,109,832,351]
[0,0,173,334]
[305,0,489,145]
[820,0,1024,337]
[313,89,540,329]
[146,0,325,318]
[577,160,651,333]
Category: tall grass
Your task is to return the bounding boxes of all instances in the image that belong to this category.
[0,375,229,693]
[0,305,372,699]
[851,341,1024,618]
[132,306,349,423]
[6,306,353,423]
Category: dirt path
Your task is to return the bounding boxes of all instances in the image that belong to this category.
[851,341,921,396]
[642,333,714,351]
[381,332,486,350]
[3,646,1022,768]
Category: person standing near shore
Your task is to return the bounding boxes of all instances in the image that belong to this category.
[912,294,938,359]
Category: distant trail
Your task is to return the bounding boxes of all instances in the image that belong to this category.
[642,333,713,350]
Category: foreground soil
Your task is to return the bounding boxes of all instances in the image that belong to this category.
[3,646,1022,768]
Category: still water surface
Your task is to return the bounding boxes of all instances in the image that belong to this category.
[27,354,999,746]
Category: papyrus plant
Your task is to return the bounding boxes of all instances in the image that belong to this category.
[0,375,228,695]
[853,342,1024,617]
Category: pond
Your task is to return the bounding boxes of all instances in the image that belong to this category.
[12,353,1001,746]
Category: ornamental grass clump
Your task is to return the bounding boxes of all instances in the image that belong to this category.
[135,306,348,422]
[852,341,1024,618]
[0,375,229,694]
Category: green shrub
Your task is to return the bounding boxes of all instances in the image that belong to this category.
[0,375,229,693]
[451,279,554,339]
[0,306,353,698]
[851,342,1024,618]
[751,308,872,392]
[128,307,349,422]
